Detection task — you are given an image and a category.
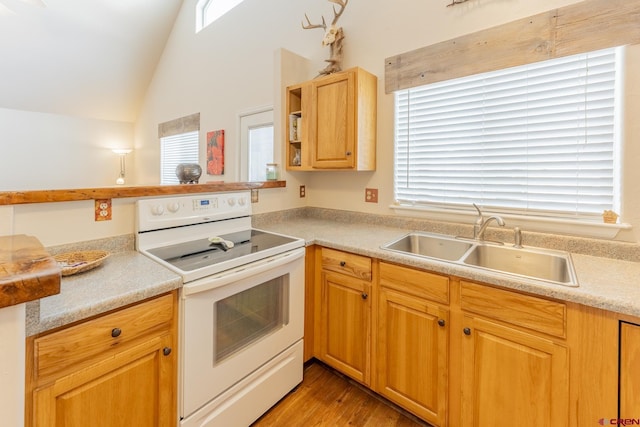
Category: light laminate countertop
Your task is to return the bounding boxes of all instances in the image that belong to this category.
[26,250,181,336]
[26,214,640,336]
[256,218,640,319]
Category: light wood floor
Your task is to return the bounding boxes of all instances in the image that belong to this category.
[252,361,430,427]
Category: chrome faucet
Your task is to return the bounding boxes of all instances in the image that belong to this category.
[476,215,506,241]
[472,203,484,239]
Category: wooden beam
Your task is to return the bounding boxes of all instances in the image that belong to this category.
[385,0,640,93]
[0,181,286,205]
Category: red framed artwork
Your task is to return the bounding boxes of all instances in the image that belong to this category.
[207,129,225,175]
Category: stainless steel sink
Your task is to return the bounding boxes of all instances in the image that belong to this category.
[382,232,578,287]
[382,232,473,262]
[462,244,578,286]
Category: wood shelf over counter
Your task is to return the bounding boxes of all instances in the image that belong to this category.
[0,235,60,309]
[0,181,286,205]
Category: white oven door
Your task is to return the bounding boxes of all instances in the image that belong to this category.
[180,248,305,419]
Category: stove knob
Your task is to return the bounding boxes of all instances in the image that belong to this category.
[227,198,236,207]
[150,204,165,216]
[238,197,246,206]
[167,202,181,213]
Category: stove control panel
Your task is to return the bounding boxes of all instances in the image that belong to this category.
[136,192,251,232]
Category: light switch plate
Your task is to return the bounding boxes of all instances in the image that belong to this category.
[251,189,259,203]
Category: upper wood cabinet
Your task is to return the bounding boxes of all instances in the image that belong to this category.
[285,67,377,171]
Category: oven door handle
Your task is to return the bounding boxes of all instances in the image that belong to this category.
[181,247,305,296]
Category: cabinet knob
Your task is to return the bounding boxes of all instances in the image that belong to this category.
[340,261,346,267]
[111,328,122,338]
[163,347,172,356]
[438,319,446,327]
[361,292,368,300]
[463,327,472,336]
[346,151,352,156]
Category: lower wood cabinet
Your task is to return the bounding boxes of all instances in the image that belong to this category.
[25,291,178,427]
[620,321,640,418]
[377,284,449,426]
[318,270,371,385]
[459,315,569,427]
[316,247,372,385]
[458,281,569,427]
[306,246,630,427]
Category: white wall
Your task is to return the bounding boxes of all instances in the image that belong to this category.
[134,0,640,241]
[5,0,640,245]
[0,108,134,190]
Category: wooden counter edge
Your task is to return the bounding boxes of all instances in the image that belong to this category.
[0,235,61,308]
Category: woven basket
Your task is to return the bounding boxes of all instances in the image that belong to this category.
[54,250,110,276]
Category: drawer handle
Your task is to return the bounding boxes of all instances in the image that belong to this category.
[463,327,472,336]
[438,319,446,327]
[163,347,172,356]
[340,261,346,267]
[361,292,368,300]
[111,328,122,338]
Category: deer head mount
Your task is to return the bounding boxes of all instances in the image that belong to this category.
[302,0,349,76]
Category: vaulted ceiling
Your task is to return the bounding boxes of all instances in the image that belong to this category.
[0,0,183,122]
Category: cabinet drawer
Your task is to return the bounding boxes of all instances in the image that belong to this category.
[321,247,372,281]
[33,292,174,384]
[379,262,449,305]
[460,281,566,338]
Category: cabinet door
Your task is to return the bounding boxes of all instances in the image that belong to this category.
[33,334,176,427]
[460,315,568,427]
[620,321,640,418]
[319,271,370,384]
[377,287,448,426]
[311,71,355,169]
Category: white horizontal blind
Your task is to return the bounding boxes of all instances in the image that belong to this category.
[161,131,199,184]
[394,47,618,220]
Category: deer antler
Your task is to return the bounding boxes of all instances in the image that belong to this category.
[302,13,326,30]
[328,0,348,26]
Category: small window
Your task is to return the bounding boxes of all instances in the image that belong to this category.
[239,109,274,181]
[394,47,620,222]
[196,0,246,33]
[160,131,199,184]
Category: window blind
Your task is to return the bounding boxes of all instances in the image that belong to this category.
[160,131,199,184]
[394,47,618,220]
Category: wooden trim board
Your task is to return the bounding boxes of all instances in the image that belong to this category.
[385,0,640,93]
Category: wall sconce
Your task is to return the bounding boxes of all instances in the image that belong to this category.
[112,149,132,185]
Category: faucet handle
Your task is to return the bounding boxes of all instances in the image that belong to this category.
[514,227,523,248]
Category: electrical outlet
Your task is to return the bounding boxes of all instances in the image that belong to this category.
[95,199,112,221]
[299,185,306,198]
[365,188,378,203]
[251,189,259,203]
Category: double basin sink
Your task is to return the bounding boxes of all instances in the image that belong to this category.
[382,232,578,287]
